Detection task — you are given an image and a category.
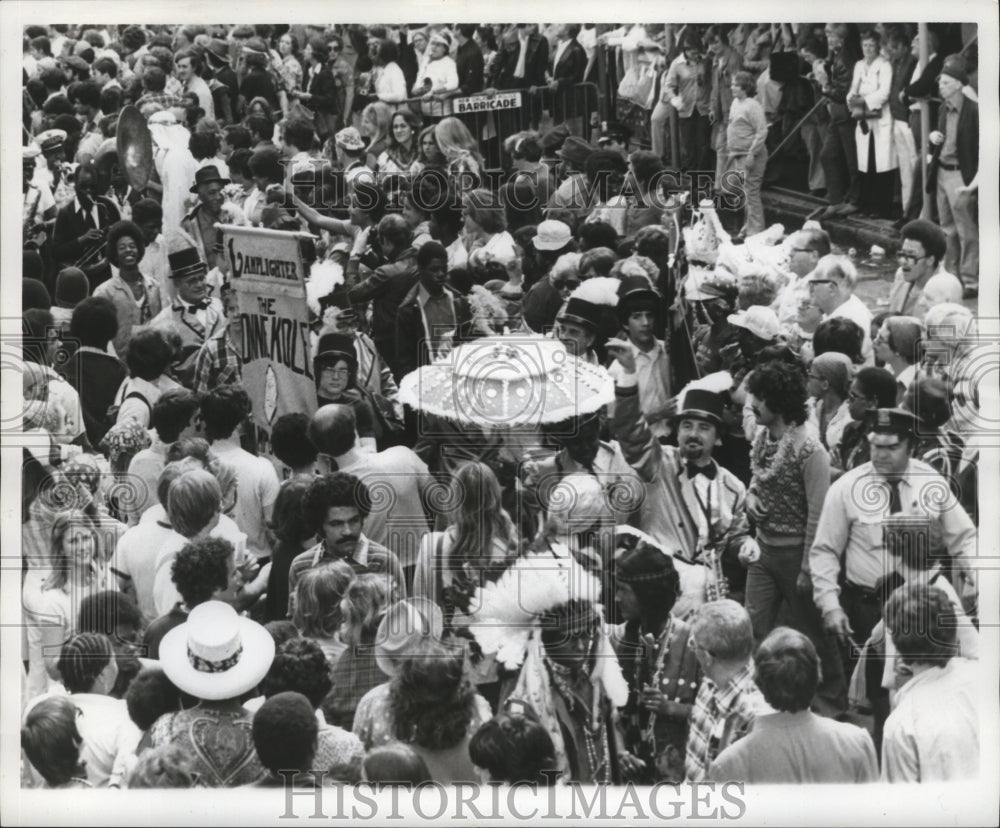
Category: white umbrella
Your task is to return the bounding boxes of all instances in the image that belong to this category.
[398,335,614,429]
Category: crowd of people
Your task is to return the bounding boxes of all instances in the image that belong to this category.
[17,20,985,793]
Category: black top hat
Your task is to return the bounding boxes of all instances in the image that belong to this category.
[617,273,660,318]
[673,388,726,428]
[168,247,208,280]
[314,332,358,371]
[864,408,919,439]
[557,296,603,332]
[190,164,231,193]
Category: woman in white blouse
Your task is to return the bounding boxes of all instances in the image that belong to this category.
[371,39,408,108]
[848,29,897,218]
[412,31,459,121]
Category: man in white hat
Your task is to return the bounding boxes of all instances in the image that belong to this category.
[153,601,274,787]
[334,127,373,191]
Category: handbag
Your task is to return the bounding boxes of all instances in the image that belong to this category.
[617,60,657,110]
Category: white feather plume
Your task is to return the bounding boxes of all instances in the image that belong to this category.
[468,549,603,670]
[305,259,345,316]
[569,276,620,307]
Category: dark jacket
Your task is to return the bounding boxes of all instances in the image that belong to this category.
[211,66,240,123]
[304,65,338,115]
[902,53,945,107]
[348,246,419,365]
[456,38,486,96]
[394,284,476,378]
[548,38,588,122]
[889,53,917,121]
[239,68,279,114]
[52,195,121,289]
[823,46,860,124]
[59,348,128,446]
[928,92,978,188]
[521,276,563,334]
[490,30,549,90]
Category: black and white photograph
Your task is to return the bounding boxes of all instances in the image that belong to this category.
[2,1,997,824]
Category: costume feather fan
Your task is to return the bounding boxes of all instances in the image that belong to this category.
[304,259,345,316]
[569,276,620,306]
[468,548,602,671]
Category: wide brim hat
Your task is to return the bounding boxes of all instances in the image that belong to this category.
[190,163,231,193]
[168,246,208,280]
[159,601,275,701]
[206,38,232,64]
[375,598,444,678]
[556,135,596,167]
[728,305,780,341]
[532,219,573,251]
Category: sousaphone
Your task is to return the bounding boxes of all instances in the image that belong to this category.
[116,105,154,191]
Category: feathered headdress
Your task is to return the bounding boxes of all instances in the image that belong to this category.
[304,259,345,317]
[569,276,620,307]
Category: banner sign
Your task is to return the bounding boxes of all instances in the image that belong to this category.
[454,91,523,114]
[220,224,317,434]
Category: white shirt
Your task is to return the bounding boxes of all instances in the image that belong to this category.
[609,339,672,440]
[111,517,178,623]
[71,694,142,788]
[553,39,571,71]
[882,658,979,782]
[514,33,530,78]
[183,73,215,120]
[209,437,281,561]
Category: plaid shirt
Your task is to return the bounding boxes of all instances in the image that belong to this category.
[192,333,242,396]
[322,644,389,732]
[685,662,766,782]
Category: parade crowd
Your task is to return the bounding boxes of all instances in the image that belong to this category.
[17,21,984,792]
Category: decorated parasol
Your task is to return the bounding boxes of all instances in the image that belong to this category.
[398,335,615,429]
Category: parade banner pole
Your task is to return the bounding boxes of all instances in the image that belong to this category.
[918,23,932,220]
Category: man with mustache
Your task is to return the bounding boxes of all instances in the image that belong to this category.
[286,471,407,612]
[609,342,752,600]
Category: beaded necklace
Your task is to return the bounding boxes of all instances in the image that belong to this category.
[749,424,800,484]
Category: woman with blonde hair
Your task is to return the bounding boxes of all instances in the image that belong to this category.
[24,509,117,700]
[360,101,395,171]
[433,116,484,184]
[324,573,397,730]
[292,560,356,665]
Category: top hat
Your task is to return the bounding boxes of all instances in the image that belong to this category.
[557,296,603,332]
[168,246,208,280]
[672,388,726,428]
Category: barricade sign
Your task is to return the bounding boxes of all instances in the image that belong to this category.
[454,91,522,114]
[219,224,318,435]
